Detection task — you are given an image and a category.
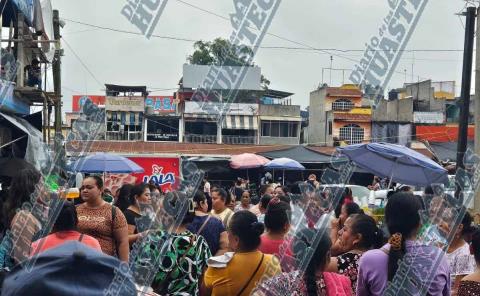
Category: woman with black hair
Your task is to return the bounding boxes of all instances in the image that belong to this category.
[77,176,129,262]
[113,183,134,213]
[203,211,281,296]
[136,191,211,295]
[326,214,384,293]
[0,168,45,269]
[331,202,363,255]
[259,200,291,256]
[446,211,476,295]
[123,183,151,245]
[357,192,450,296]
[254,228,352,295]
[458,229,480,295]
[188,190,228,256]
[30,202,101,255]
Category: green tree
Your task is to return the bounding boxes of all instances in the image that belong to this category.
[188,38,270,89]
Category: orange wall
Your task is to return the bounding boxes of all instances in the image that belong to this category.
[416,125,474,142]
[333,121,371,143]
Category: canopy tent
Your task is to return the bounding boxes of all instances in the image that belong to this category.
[338,142,449,187]
[258,145,345,164]
[429,141,474,163]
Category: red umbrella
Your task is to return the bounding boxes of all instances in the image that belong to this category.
[230,153,270,169]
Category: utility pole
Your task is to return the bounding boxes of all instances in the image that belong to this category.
[52,10,62,150]
[456,6,476,199]
[475,6,480,211]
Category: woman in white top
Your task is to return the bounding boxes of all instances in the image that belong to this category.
[445,211,476,295]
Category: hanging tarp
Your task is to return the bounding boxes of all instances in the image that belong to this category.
[0,111,51,173]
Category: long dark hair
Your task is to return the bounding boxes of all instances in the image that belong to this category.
[2,168,41,229]
[385,192,422,281]
[229,211,264,252]
[114,184,134,212]
[349,214,385,250]
[129,183,149,206]
[293,228,332,296]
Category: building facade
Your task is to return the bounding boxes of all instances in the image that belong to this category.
[309,84,370,146]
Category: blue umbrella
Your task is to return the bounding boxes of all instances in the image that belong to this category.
[69,152,144,173]
[337,142,448,187]
[265,158,305,185]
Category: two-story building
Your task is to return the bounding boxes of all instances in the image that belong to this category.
[309,84,371,146]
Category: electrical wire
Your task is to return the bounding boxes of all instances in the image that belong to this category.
[61,36,104,87]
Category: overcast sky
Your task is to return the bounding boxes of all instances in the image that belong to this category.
[51,0,468,112]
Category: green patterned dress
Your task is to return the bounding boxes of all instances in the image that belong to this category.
[136,229,211,295]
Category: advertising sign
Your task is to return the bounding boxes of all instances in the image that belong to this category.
[103,157,180,194]
[72,95,106,112]
[130,157,179,192]
[145,96,176,113]
[184,101,258,115]
[105,96,144,112]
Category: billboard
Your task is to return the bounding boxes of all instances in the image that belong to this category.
[145,96,176,113]
[105,96,145,112]
[130,157,180,192]
[103,157,180,194]
[182,64,261,90]
[72,95,106,112]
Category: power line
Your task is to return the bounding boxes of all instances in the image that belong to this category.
[60,18,464,53]
[62,18,197,42]
[61,36,104,87]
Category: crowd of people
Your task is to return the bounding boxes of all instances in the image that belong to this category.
[0,169,480,295]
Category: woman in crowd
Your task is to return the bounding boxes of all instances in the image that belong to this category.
[1,168,45,269]
[203,211,281,296]
[136,191,211,295]
[446,211,476,295]
[188,190,228,255]
[30,202,101,255]
[331,202,363,255]
[357,192,450,296]
[257,194,272,223]
[458,229,480,295]
[334,188,353,219]
[210,188,234,228]
[259,199,291,257]
[77,176,129,262]
[123,184,151,245]
[250,184,274,215]
[273,185,289,199]
[113,183,134,213]
[254,228,352,295]
[123,183,151,245]
[326,213,384,294]
[234,190,253,212]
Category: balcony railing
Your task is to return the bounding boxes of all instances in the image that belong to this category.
[222,135,257,145]
[184,134,217,144]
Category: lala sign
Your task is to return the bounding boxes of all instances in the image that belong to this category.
[142,164,175,185]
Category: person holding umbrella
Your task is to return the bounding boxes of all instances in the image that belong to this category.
[77,176,129,262]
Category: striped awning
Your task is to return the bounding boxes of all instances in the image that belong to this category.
[221,115,258,130]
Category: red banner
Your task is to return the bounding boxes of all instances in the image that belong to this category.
[129,157,180,192]
[103,157,180,195]
[72,95,106,112]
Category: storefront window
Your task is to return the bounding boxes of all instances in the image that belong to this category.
[146,117,179,141]
[106,111,143,141]
[261,120,298,138]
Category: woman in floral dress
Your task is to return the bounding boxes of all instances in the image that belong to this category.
[326,214,385,293]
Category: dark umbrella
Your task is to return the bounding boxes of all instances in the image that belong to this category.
[0,158,36,177]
